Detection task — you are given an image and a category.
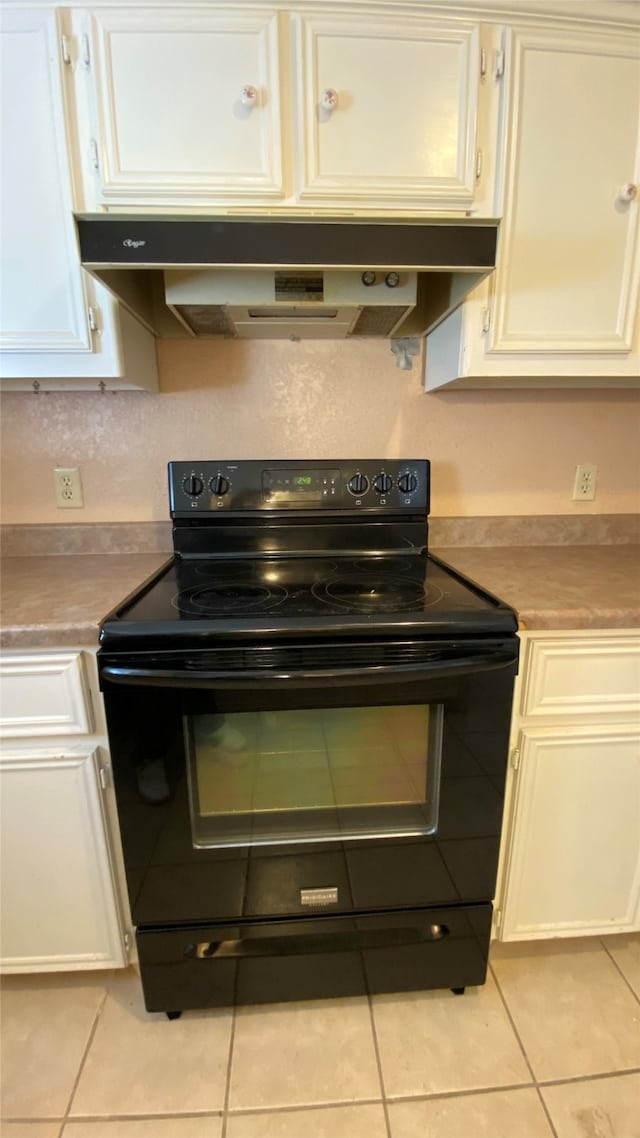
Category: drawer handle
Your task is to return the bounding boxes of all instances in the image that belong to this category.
[185,924,449,959]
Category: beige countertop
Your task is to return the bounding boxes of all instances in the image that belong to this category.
[0,545,638,649]
[0,554,170,649]
[433,545,640,631]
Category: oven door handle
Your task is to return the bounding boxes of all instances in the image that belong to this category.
[100,651,517,688]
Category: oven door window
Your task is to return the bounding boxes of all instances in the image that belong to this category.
[186,703,443,847]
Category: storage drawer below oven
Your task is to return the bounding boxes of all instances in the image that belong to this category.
[136,903,492,1012]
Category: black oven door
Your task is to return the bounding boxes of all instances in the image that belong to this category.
[100,637,518,928]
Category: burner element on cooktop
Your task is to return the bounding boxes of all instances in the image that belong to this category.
[312,573,442,613]
[173,582,288,615]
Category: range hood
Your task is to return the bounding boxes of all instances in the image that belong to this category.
[76,214,498,345]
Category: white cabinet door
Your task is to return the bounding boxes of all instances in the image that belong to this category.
[84,7,283,205]
[501,726,640,940]
[425,26,640,389]
[0,747,126,971]
[0,9,92,355]
[294,13,482,209]
[490,27,640,356]
[0,8,158,390]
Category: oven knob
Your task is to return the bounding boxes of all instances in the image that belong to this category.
[209,474,230,497]
[182,474,204,497]
[398,472,418,494]
[348,473,369,496]
[373,473,393,495]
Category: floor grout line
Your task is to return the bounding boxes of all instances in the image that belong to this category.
[488,962,560,1138]
[488,962,538,1086]
[220,1003,237,1138]
[30,1112,226,1123]
[537,1066,640,1088]
[599,936,640,1007]
[7,1071,640,1127]
[382,1081,536,1106]
[366,991,392,1138]
[223,1096,388,1118]
[57,977,111,1136]
[534,1084,560,1138]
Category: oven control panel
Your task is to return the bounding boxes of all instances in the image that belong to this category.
[169,460,429,513]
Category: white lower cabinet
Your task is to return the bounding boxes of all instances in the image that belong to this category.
[0,650,128,972]
[497,631,640,940]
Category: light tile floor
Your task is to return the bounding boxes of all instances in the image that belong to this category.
[1,935,639,1138]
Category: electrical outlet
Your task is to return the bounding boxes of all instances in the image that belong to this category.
[54,467,84,509]
[572,463,597,501]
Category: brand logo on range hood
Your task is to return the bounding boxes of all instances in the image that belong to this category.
[123,238,146,248]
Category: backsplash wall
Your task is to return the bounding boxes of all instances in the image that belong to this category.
[1,339,639,524]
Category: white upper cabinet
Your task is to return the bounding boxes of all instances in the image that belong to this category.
[83,7,284,205]
[492,27,640,356]
[293,13,486,209]
[0,9,91,354]
[0,8,157,390]
[425,24,640,388]
[74,6,496,214]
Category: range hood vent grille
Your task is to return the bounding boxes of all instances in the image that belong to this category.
[351,305,410,337]
[177,305,235,337]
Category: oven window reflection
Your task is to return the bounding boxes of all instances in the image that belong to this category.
[186,704,442,847]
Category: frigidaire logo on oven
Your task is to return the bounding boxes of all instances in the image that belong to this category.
[123,238,146,248]
[300,887,339,907]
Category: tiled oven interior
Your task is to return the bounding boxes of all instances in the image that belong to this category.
[2,934,638,1138]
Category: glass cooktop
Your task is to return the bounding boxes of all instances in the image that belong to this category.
[101,553,517,644]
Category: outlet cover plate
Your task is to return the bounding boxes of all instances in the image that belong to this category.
[54,467,83,508]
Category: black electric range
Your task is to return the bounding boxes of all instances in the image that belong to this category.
[98,460,519,1017]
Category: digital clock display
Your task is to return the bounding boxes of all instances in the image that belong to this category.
[262,467,341,504]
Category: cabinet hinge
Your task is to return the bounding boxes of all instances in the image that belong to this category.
[475,149,483,180]
[89,138,100,173]
[87,305,100,332]
[510,747,521,771]
[82,33,91,67]
[480,48,487,78]
[481,305,492,334]
[494,48,505,79]
[98,763,111,790]
[60,34,73,66]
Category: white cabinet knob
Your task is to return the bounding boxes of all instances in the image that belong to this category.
[320,88,338,112]
[618,183,637,203]
[240,85,258,108]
